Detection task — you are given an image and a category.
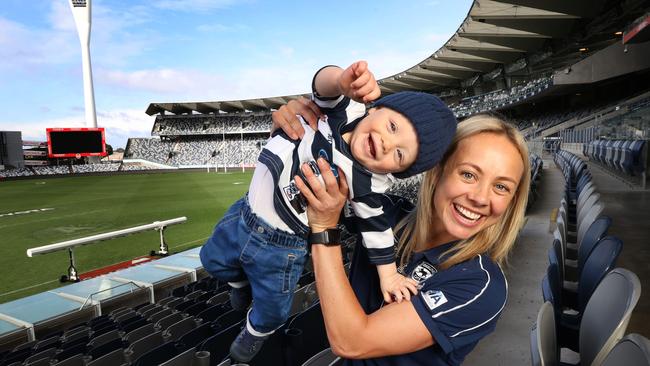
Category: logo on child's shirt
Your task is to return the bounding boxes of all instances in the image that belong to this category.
[411,261,437,283]
[421,290,448,310]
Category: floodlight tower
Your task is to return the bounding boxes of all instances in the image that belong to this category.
[68,0,97,128]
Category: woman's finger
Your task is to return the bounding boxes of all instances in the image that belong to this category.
[337,169,349,197]
[294,175,319,206]
[301,163,328,200]
[317,158,340,194]
[402,287,412,302]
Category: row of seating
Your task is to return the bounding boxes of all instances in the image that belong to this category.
[530,150,648,365]
[528,154,543,209]
[0,260,338,366]
[583,139,647,177]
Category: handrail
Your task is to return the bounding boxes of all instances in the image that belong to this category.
[27,217,186,257]
[26,217,187,282]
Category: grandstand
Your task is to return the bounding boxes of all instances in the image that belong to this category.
[1,0,650,365]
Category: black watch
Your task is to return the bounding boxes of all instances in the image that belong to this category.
[309,228,342,246]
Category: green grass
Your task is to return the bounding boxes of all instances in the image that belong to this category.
[0,171,252,304]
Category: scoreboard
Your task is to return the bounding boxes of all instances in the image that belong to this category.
[46,128,107,158]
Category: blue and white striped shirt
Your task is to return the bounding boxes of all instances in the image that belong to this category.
[251,94,397,264]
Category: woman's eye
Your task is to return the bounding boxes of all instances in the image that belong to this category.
[389,121,397,132]
[462,171,474,180]
[495,183,510,192]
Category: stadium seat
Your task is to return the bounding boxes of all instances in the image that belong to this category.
[87,337,124,360]
[301,348,341,366]
[132,342,180,366]
[156,312,185,332]
[123,323,156,344]
[530,302,557,366]
[159,348,211,366]
[177,322,218,350]
[284,302,329,366]
[52,353,85,366]
[164,317,201,342]
[602,334,650,366]
[124,331,165,363]
[198,320,245,364]
[532,268,641,365]
[87,329,121,349]
[86,347,128,366]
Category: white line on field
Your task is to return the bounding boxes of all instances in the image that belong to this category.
[0,279,59,298]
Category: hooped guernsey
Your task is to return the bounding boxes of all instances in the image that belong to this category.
[248,93,398,265]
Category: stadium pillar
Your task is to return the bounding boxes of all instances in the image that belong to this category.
[68,0,97,128]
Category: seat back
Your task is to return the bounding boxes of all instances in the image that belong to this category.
[602,333,650,366]
[530,302,558,366]
[577,216,612,274]
[87,347,128,366]
[576,185,596,215]
[579,268,641,366]
[578,236,622,313]
[577,202,603,247]
[577,193,600,228]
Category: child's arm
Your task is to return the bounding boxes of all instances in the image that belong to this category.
[313,61,381,104]
[377,262,419,304]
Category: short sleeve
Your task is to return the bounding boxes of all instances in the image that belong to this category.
[410,255,507,355]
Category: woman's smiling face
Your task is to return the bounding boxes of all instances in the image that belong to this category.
[431,132,524,243]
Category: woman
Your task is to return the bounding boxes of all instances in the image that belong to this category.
[274,101,531,365]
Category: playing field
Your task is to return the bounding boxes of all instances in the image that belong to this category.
[0,171,252,304]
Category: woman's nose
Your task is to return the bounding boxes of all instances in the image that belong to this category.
[467,183,489,206]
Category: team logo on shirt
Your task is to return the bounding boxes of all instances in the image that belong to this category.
[410,261,437,283]
[421,290,448,310]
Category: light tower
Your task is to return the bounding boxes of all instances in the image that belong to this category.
[68,0,97,128]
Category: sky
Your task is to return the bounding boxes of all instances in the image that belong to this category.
[0,0,472,148]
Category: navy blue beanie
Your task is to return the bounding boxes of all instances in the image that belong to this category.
[372,91,457,178]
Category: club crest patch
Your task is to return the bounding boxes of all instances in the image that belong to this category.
[410,261,437,283]
[421,290,448,310]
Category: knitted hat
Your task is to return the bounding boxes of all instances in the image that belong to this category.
[372,91,457,178]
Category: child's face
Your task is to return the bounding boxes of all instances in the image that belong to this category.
[348,107,418,174]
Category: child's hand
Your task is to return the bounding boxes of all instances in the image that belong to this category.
[338,61,381,104]
[379,271,419,304]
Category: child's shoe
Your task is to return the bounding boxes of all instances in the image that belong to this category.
[229,326,269,362]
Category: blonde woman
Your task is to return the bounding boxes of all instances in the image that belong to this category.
[275,105,531,365]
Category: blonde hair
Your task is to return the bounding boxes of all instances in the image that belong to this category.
[395,114,531,270]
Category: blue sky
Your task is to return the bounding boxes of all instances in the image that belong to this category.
[0,0,471,148]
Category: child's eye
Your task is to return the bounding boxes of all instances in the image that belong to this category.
[389,121,397,133]
[397,149,403,163]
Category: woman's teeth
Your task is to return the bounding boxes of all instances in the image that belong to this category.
[454,203,481,221]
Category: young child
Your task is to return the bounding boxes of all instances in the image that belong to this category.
[200,61,457,362]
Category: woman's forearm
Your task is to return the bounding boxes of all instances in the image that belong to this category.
[311,243,370,358]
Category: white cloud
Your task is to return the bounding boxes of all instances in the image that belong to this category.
[152,0,241,12]
[196,23,248,33]
[0,109,154,149]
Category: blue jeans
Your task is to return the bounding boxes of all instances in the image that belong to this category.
[200,196,308,333]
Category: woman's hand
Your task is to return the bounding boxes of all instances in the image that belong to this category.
[271,97,322,140]
[294,158,348,233]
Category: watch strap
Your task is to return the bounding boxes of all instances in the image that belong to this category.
[309,228,342,246]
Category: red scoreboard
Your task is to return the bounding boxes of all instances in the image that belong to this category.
[46,128,107,158]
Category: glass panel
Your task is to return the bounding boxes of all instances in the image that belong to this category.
[111,264,185,285]
[0,292,84,324]
[152,255,202,270]
[180,247,201,256]
[56,277,141,303]
[0,319,20,335]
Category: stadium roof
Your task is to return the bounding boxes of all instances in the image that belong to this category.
[147,0,637,116]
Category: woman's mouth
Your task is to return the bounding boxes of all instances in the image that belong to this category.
[452,203,484,226]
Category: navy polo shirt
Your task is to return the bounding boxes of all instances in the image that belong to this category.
[346,241,508,366]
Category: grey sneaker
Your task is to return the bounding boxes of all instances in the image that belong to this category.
[230,285,252,311]
[229,326,269,363]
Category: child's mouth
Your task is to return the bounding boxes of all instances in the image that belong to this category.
[368,135,376,158]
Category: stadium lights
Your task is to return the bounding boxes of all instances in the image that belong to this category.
[579,47,588,52]
[68,0,97,128]
[615,31,623,36]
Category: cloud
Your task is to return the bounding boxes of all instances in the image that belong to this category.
[0,109,155,149]
[98,68,229,96]
[152,0,242,12]
[196,23,249,33]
